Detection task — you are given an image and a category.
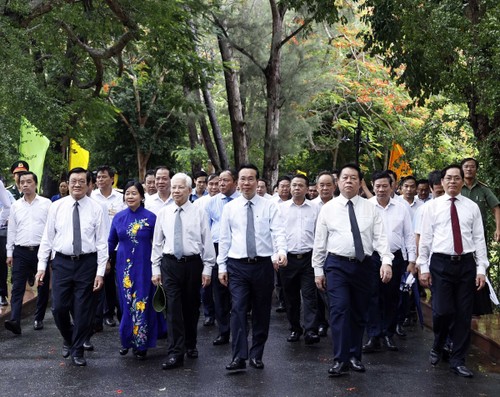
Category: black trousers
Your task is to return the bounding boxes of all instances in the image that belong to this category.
[161,255,203,358]
[366,250,405,338]
[430,253,476,367]
[227,257,274,361]
[10,246,50,323]
[325,254,371,363]
[51,253,98,358]
[280,252,318,333]
[212,243,231,337]
[0,235,7,297]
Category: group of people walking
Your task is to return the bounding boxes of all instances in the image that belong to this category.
[0,157,498,379]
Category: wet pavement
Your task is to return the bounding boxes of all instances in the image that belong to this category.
[1,304,499,397]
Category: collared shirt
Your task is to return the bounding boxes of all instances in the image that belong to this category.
[37,195,109,276]
[217,194,287,273]
[280,199,319,254]
[193,193,213,212]
[369,197,416,262]
[151,200,215,277]
[416,193,489,275]
[91,189,126,227]
[404,197,423,219]
[271,196,289,204]
[145,192,173,215]
[6,194,51,256]
[312,195,393,277]
[205,191,240,243]
[262,193,273,200]
[461,179,499,236]
[190,189,208,202]
[0,180,12,228]
[312,196,331,208]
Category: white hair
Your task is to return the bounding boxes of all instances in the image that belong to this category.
[171,172,192,188]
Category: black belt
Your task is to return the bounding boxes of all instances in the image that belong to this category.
[15,245,39,252]
[56,252,96,261]
[232,256,268,263]
[328,253,366,263]
[433,252,474,262]
[288,251,312,259]
[164,254,200,263]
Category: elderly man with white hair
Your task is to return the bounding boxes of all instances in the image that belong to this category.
[151,173,215,370]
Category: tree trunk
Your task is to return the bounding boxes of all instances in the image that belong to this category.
[137,150,151,182]
[217,24,248,169]
[184,85,202,176]
[194,87,221,172]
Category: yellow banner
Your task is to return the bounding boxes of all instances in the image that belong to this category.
[19,117,50,191]
[388,142,412,180]
[69,139,90,170]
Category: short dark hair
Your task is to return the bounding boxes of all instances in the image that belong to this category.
[339,163,363,180]
[238,164,260,179]
[441,164,464,180]
[123,180,145,206]
[68,167,90,184]
[386,169,397,182]
[460,157,479,168]
[145,169,155,178]
[401,175,417,185]
[18,171,38,185]
[258,178,268,187]
[96,165,115,178]
[207,173,220,182]
[277,175,291,185]
[316,171,335,184]
[416,179,429,186]
[194,170,208,180]
[220,168,238,181]
[428,170,442,187]
[87,170,96,184]
[291,174,309,186]
[154,166,171,178]
[372,170,392,185]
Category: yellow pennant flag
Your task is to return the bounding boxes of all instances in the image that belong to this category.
[69,139,90,170]
[19,117,50,191]
[388,142,412,180]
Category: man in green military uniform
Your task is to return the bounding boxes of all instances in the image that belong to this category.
[461,157,499,315]
[8,160,30,200]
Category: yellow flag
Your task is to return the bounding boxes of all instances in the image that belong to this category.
[69,139,90,170]
[388,142,412,180]
[19,117,50,191]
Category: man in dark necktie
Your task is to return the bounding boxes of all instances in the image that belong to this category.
[417,164,488,378]
[312,163,393,377]
[36,167,108,367]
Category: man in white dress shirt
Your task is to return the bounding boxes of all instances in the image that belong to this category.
[151,173,215,370]
[218,164,287,371]
[417,165,488,378]
[313,164,393,377]
[5,172,51,334]
[145,166,173,214]
[36,167,108,367]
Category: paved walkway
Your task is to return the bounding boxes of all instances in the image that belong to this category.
[0,301,499,397]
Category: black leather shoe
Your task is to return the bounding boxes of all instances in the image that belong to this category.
[134,350,147,360]
[213,334,230,345]
[396,324,406,337]
[226,357,246,371]
[0,296,8,306]
[72,356,87,366]
[451,365,473,378]
[429,349,441,366]
[349,357,366,372]
[119,347,129,356]
[383,336,398,351]
[287,331,301,342]
[362,337,381,353]
[104,317,117,327]
[249,358,264,369]
[28,274,36,287]
[33,320,44,330]
[5,320,22,335]
[62,343,71,358]
[162,356,184,370]
[94,324,104,333]
[328,361,349,377]
[318,325,328,337]
[186,348,198,359]
[275,304,286,313]
[304,331,320,345]
[203,317,215,326]
[83,341,94,351]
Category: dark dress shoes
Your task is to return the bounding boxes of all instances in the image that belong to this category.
[318,326,328,337]
[249,358,264,369]
[162,356,184,370]
[383,336,398,351]
[186,348,199,359]
[451,365,474,378]
[0,296,8,306]
[429,349,441,366]
[62,343,71,358]
[134,350,147,360]
[213,334,230,346]
[203,317,215,326]
[362,337,381,353]
[396,324,407,337]
[304,331,320,345]
[104,317,117,327]
[28,274,36,287]
[83,341,94,351]
[287,331,301,343]
[72,356,87,366]
[226,357,246,371]
[349,357,366,372]
[275,304,286,313]
[328,361,349,377]
[5,320,22,335]
[119,347,129,356]
[33,320,44,330]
